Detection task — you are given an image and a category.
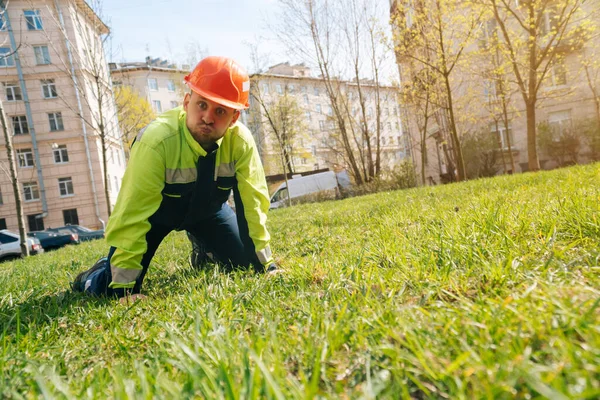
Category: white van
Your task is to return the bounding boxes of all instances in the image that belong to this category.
[270,171,339,209]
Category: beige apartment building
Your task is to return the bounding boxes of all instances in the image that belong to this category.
[109,57,187,116]
[0,0,125,232]
[390,0,600,184]
[249,62,408,177]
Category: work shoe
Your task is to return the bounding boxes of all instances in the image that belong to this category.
[188,234,214,269]
[71,257,110,294]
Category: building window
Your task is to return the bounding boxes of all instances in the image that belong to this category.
[4,82,22,101]
[303,94,309,104]
[0,219,6,230]
[16,148,34,167]
[311,145,317,156]
[23,182,40,202]
[41,79,57,98]
[276,84,283,94]
[548,110,572,137]
[12,115,29,135]
[327,106,333,116]
[63,208,79,225]
[0,47,15,67]
[348,92,353,101]
[397,136,401,145]
[550,58,567,87]
[387,122,392,131]
[48,112,64,131]
[0,13,6,31]
[305,111,311,120]
[148,78,158,91]
[53,144,69,163]
[170,100,178,109]
[28,214,45,231]
[152,100,162,113]
[58,177,74,197]
[33,45,51,65]
[113,176,119,192]
[167,79,176,92]
[316,104,321,114]
[314,87,319,96]
[24,10,43,30]
[319,120,325,131]
[262,83,269,94]
[288,84,295,93]
[490,122,513,150]
[107,174,112,192]
[382,137,386,146]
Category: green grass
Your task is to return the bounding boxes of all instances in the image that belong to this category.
[1,164,599,399]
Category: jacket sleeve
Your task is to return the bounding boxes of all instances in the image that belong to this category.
[234,136,274,266]
[105,141,166,289]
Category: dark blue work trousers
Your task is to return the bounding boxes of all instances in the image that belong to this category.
[85,203,259,297]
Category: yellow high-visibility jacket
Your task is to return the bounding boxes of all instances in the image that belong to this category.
[105,107,273,289]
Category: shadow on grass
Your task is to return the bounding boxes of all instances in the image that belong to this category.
[0,289,117,337]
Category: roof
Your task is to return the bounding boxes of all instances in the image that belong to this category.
[75,0,109,35]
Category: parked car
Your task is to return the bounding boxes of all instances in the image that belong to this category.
[27,230,79,251]
[270,171,339,209]
[47,225,104,242]
[0,230,44,261]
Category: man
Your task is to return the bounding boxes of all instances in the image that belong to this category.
[72,56,276,299]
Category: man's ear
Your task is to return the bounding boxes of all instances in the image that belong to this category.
[183,93,191,111]
[229,110,241,127]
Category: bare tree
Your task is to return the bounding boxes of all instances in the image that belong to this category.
[0,99,29,256]
[39,0,122,217]
[0,6,28,254]
[481,0,591,171]
[391,0,483,182]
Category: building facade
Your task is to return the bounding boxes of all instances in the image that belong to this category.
[249,62,409,178]
[0,0,125,231]
[390,0,600,184]
[109,57,187,115]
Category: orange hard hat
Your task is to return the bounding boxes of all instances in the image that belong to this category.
[184,56,250,110]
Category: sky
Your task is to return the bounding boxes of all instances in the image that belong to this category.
[100,0,285,72]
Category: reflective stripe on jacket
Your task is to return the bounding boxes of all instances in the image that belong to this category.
[106,107,273,288]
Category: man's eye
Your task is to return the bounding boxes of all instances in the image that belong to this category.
[198,102,207,109]
[216,108,226,116]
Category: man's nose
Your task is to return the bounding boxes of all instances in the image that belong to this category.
[201,110,214,124]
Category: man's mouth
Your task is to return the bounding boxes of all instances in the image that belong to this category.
[198,125,212,134]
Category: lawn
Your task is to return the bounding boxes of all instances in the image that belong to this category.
[1,164,599,398]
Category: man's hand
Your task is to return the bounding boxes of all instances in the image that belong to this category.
[265,263,284,276]
[119,293,147,305]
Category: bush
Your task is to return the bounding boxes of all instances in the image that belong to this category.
[578,118,600,161]
[461,128,499,179]
[538,120,581,167]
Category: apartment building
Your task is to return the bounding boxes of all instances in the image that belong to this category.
[390,0,600,184]
[0,0,125,232]
[109,57,188,115]
[249,62,408,177]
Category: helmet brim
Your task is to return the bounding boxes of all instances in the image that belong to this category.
[185,81,249,110]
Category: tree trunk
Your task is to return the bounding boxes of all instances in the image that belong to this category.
[0,99,29,257]
[443,74,465,181]
[525,100,540,171]
[495,119,508,174]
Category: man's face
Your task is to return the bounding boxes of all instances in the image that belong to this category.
[183,91,240,148]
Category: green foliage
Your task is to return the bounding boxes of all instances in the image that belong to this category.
[538,121,582,167]
[461,128,499,179]
[114,86,155,148]
[579,117,600,161]
[1,164,599,398]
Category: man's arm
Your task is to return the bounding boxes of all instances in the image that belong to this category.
[105,141,166,289]
[233,134,274,268]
